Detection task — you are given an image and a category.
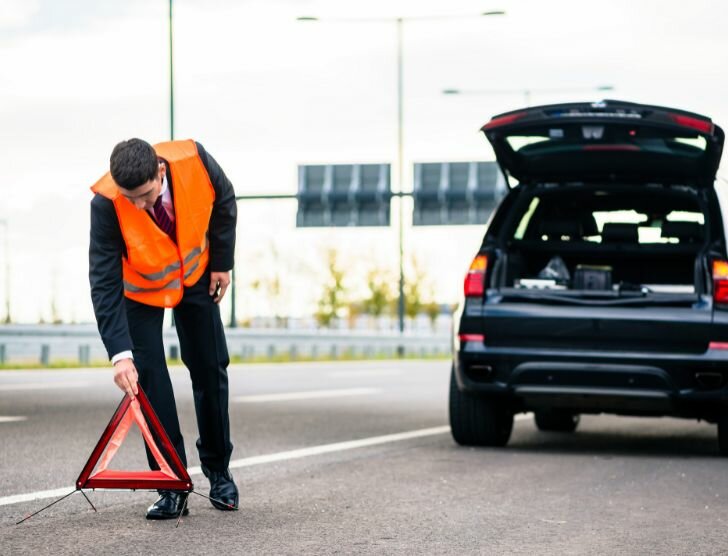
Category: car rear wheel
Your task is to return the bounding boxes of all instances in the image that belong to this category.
[534,410,580,433]
[449,367,513,447]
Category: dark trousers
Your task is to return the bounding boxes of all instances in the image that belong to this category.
[125,271,233,473]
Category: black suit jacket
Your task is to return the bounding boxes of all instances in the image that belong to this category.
[89,142,237,359]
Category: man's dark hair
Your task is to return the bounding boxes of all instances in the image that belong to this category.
[109,138,159,190]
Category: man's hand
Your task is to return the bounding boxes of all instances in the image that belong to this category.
[210,271,231,304]
[113,358,138,399]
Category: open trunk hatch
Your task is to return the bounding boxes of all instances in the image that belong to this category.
[482,100,724,187]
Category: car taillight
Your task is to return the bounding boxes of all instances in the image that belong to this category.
[458,333,485,344]
[464,254,488,297]
[712,260,728,303]
[482,111,528,131]
[669,113,714,135]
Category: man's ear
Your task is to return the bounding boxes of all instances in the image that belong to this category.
[158,161,166,179]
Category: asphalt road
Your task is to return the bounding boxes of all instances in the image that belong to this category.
[1,360,727,555]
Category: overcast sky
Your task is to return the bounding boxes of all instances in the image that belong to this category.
[1,0,727,323]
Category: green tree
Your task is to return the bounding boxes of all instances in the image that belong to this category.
[362,269,393,317]
[315,249,347,328]
[404,257,426,319]
[346,300,364,329]
[424,300,440,329]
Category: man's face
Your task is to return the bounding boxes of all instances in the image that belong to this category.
[118,161,165,211]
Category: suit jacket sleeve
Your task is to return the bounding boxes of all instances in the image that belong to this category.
[89,194,133,359]
[196,142,237,271]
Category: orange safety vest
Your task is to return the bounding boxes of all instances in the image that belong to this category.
[91,139,215,308]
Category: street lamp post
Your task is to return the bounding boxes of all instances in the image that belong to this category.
[230,265,237,328]
[169,0,174,141]
[0,219,10,324]
[168,2,238,328]
[168,0,177,329]
[395,17,405,355]
[298,11,505,353]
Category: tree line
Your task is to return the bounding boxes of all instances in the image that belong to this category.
[313,249,444,328]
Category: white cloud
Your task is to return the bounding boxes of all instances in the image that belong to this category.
[0,0,39,28]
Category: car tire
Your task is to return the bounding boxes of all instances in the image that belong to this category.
[449,367,513,447]
[534,410,580,432]
[717,410,728,457]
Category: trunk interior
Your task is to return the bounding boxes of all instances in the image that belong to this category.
[490,184,712,301]
[504,242,700,291]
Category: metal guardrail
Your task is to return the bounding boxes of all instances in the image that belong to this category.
[0,324,451,365]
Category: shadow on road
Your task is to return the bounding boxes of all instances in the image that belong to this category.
[504,424,719,459]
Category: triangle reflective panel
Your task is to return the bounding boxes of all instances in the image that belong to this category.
[76,386,192,492]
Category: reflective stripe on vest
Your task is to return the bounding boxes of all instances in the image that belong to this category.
[126,241,207,293]
[124,278,182,294]
[135,242,205,282]
[137,260,182,282]
[184,259,200,280]
[182,242,205,279]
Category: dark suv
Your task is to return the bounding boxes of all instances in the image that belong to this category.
[450,100,728,453]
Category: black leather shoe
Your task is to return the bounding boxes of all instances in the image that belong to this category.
[203,467,239,511]
[145,491,189,520]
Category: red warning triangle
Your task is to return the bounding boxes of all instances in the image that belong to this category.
[76,386,192,492]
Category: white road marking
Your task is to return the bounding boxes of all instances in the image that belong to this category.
[0,425,450,507]
[328,369,402,378]
[0,381,90,392]
[0,416,26,423]
[0,487,76,507]
[1,413,536,507]
[191,425,450,473]
[234,388,379,403]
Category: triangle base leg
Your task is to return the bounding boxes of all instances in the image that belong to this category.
[190,489,238,511]
[79,490,97,512]
[175,494,190,528]
[16,489,79,525]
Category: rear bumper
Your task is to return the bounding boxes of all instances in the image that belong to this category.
[454,344,728,419]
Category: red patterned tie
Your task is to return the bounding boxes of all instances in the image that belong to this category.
[153,196,175,240]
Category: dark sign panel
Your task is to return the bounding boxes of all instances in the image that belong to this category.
[297,164,391,227]
[413,161,505,226]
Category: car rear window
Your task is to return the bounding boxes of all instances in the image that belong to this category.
[505,125,708,158]
[511,187,706,246]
